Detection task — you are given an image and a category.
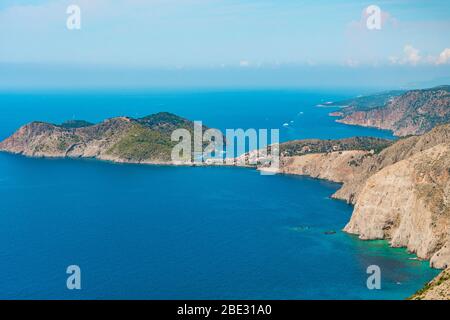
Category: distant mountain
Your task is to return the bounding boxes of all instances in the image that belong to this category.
[330,86,450,136]
[329,90,405,110]
[0,112,211,164]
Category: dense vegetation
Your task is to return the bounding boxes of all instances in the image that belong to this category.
[280,137,393,157]
[106,124,174,162]
[105,112,221,162]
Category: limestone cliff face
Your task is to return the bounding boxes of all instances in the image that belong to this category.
[276,124,450,272]
[277,150,368,185]
[410,267,450,300]
[2,112,450,298]
[344,143,450,269]
[0,112,215,164]
[332,86,450,136]
[0,118,133,159]
[334,124,450,204]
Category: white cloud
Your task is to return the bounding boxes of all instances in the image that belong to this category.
[436,48,450,65]
[403,45,421,65]
[348,7,397,32]
[389,45,421,66]
[389,46,450,66]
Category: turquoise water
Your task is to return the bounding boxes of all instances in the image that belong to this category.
[0,90,439,299]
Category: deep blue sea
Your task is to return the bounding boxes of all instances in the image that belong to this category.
[0,89,439,299]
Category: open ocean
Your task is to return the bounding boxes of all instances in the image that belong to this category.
[0,89,439,299]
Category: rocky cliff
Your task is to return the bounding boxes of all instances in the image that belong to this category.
[267,125,450,271]
[331,86,450,136]
[1,112,449,298]
[262,125,450,299]
[0,112,213,164]
[344,142,450,269]
[410,267,450,300]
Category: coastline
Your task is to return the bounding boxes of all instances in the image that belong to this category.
[2,152,442,299]
[0,107,448,299]
[2,148,446,267]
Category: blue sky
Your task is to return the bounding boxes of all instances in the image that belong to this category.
[0,0,449,88]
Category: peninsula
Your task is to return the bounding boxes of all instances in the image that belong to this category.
[1,86,449,299]
[330,85,450,137]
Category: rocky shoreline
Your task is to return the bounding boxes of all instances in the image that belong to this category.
[0,111,449,299]
[329,86,450,137]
